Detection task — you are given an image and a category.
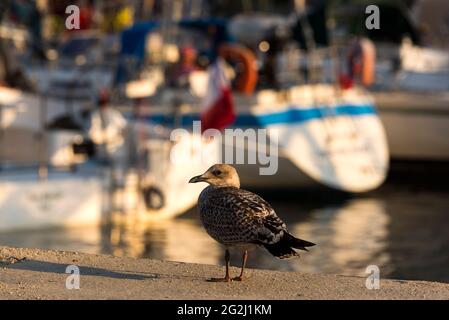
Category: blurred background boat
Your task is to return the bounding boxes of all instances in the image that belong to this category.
[113,15,389,192]
[0,164,103,232]
[331,0,449,161]
[373,38,449,160]
[0,31,217,231]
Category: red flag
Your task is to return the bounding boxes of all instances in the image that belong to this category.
[200,59,235,132]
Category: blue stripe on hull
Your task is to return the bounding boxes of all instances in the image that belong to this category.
[141,104,377,127]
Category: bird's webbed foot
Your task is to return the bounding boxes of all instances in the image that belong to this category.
[207,277,231,283]
[232,276,244,282]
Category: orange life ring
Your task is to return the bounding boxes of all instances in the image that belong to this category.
[218,44,258,94]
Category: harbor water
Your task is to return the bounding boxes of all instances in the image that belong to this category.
[1,163,448,283]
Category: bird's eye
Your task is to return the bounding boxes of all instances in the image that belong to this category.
[213,170,222,176]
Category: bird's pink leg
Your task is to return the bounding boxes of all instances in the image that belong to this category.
[233,250,248,281]
[208,249,231,282]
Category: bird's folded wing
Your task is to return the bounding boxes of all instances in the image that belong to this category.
[256,214,287,244]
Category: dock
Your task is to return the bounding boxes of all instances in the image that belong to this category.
[1,246,449,300]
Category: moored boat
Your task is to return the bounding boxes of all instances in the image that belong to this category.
[112,16,389,193]
[132,83,388,193]
[0,165,103,232]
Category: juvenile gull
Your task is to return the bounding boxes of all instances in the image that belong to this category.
[189,164,315,282]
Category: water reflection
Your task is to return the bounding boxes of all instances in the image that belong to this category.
[292,199,390,276]
[101,218,221,265]
[1,188,448,283]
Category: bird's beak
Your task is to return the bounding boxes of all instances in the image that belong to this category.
[189,174,206,184]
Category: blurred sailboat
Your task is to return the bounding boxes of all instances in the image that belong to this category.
[119,16,389,193]
[0,25,219,231]
[0,86,220,231]
[374,39,449,161]
[332,0,449,161]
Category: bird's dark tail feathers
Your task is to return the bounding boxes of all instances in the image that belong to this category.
[263,233,316,259]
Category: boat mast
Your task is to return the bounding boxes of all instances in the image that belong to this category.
[293,0,318,84]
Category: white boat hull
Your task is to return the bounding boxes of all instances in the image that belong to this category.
[375,92,449,160]
[133,85,389,192]
[265,114,388,192]
[233,156,317,189]
[0,172,103,232]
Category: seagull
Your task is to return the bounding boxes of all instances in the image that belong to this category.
[189,164,315,282]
